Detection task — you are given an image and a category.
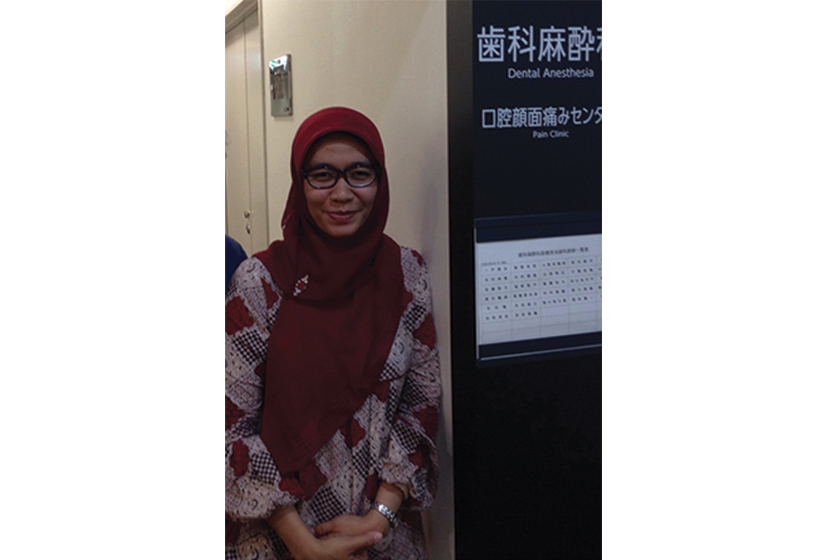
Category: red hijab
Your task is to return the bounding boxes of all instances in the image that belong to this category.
[254,107,407,473]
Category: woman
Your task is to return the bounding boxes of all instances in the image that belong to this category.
[225,107,441,560]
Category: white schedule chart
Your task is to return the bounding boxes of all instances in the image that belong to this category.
[476,233,602,347]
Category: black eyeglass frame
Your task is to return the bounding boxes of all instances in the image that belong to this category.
[300,163,381,190]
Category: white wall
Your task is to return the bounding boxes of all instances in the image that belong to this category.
[249,0,454,557]
[225,0,243,16]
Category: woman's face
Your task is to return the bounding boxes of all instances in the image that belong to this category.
[302,134,379,238]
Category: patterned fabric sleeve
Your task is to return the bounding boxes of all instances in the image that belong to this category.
[378,249,442,511]
[226,258,298,521]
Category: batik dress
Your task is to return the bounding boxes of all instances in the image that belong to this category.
[225,246,441,560]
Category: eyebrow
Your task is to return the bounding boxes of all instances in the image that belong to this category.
[306,160,372,169]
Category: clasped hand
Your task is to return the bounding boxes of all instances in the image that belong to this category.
[304,512,390,560]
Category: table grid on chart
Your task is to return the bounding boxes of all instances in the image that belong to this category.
[478,252,601,345]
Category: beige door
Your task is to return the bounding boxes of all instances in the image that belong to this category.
[225,8,269,255]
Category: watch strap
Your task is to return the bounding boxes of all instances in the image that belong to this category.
[371,501,398,529]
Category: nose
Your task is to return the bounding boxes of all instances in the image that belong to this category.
[328,177,355,201]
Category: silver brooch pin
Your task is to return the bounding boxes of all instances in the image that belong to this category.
[293,275,309,297]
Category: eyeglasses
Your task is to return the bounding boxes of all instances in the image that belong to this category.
[301,164,380,189]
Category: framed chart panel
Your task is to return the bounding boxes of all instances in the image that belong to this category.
[476,213,601,364]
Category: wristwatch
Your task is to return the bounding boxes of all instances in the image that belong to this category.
[371,501,399,530]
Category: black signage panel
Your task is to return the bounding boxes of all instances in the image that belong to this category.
[447,2,602,558]
[474,0,602,218]
[473,1,602,364]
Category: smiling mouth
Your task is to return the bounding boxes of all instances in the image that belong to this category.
[327,211,357,222]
